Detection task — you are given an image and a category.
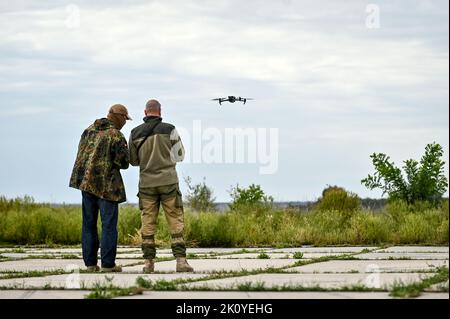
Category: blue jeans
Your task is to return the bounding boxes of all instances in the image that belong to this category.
[81,191,119,268]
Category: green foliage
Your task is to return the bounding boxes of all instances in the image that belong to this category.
[293,252,304,259]
[136,277,184,290]
[257,252,270,259]
[237,281,266,291]
[135,276,152,289]
[0,195,46,213]
[0,196,141,245]
[315,186,361,213]
[229,184,274,210]
[86,277,143,299]
[0,195,448,247]
[184,177,216,212]
[362,142,448,205]
[0,206,82,244]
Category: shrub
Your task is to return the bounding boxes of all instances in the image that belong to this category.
[348,212,392,244]
[229,184,273,211]
[184,177,216,212]
[362,142,448,205]
[315,186,361,213]
[396,214,434,244]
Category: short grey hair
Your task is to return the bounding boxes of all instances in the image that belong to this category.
[145,99,161,113]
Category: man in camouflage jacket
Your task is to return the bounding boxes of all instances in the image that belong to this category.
[70,104,131,272]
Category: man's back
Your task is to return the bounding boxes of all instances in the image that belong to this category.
[70,118,129,202]
[129,116,184,191]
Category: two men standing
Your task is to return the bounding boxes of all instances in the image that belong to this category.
[70,100,193,273]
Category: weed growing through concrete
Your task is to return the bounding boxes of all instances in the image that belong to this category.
[293,252,304,259]
[389,267,449,298]
[257,252,270,259]
[86,276,143,299]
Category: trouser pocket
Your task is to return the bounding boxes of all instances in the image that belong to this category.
[175,185,183,208]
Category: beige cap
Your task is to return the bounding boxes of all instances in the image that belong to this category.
[109,104,132,120]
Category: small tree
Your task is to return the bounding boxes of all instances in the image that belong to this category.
[184,177,216,212]
[361,142,448,205]
[229,184,274,210]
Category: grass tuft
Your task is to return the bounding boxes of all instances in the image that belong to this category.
[389,267,449,298]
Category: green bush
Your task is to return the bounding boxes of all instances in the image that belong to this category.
[229,184,273,211]
[315,186,361,213]
[348,212,392,244]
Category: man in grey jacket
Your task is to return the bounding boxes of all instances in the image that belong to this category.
[129,99,193,273]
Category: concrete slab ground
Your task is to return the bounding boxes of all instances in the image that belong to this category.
[215,253,294,259]
[187,248,269,254]
[0,290,90,299]
[0,259,142,272]
[215,252,344,259]
[0,248,23,252]
[0,253,29,259]
[286,260,449,273]
[130,291,448,299]
[0,273,208,289]
[184,273,434,290]
[1,252,169,260]
[425,280,449,292]
[116,253,173,259]
[0,289,446,299]
[1,248,140,259]
[267,247,378,253]
[355,252,449,260]
[375,246,449,253]
[116,291,395,299]
[117,253,217,259]
[24,248,82,254]
[0,246,447,299]
[21,247,141,254]
[127,248,267,256]
[416,293,449,299]
[123,259,297,273]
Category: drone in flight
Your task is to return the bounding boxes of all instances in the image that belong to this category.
[212,96,254,105]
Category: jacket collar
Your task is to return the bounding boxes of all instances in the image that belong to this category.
[143,116,162,123]
[94,118,115,130]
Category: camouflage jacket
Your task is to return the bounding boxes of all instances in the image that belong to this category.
[69,118,130,203]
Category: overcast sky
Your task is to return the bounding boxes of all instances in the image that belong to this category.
[0,0,448,203]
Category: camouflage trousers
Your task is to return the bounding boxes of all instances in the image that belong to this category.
[138,183,186,259]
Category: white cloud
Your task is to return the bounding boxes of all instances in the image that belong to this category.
[0,0,448,202]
